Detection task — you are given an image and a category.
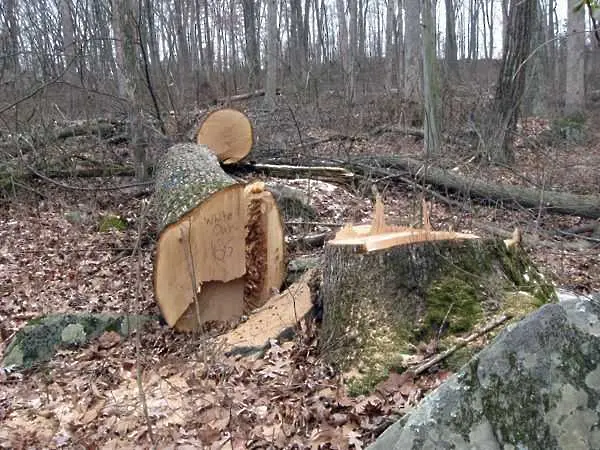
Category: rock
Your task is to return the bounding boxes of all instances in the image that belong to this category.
[369,298,600,450]
[2,314,151,368]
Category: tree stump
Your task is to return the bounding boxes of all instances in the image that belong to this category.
[320,196,556,390]
[153,143,286,331]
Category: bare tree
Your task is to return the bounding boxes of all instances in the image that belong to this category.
[348,0,358,102]
[483,0,537,163]
[423,0,441,155]
[404,0,422,102]
[445,0,459,79]
[265,0,278,108]
[336,0,350,88]
[565,0,585,116]
[385,0,397,91]
[242,0,261,89]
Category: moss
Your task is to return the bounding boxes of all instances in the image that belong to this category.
[444,346,477,372]
[2,314,151,368]
[347,367,390,396]
[500,247,557,306]
[480,371,556,447]
[424,276,482,335]
[552,114,586,143]
[502,291,544,319]
[99,214,128,232]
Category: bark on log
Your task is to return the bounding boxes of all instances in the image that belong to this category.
[350,155,600,219]
[153,143,286,331]
[320,224,556,388]
[238,154,600,219]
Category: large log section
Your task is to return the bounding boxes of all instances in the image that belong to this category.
[319,198,556,390]
[153,143,286,331]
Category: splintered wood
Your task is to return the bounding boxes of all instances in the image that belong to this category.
[222,270,315,355]
[330,194,479,251]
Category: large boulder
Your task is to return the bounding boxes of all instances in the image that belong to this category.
[369,298,600,450]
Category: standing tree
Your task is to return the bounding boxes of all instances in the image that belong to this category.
[483,0,537,163]
[385,0,397,91]
[423,0,442,155]
[265,0,278,109]
[445,0,459,79]
[242,0,261,90]
[404,0,422,102]
[565,0,585,116]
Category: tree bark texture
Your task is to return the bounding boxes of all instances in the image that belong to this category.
[484,0,536,163]
[154,143,286,331]
[320,237,555,379]
[565,0,585,116]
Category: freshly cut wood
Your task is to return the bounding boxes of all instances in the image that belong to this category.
[320,196,556,387]
[153,143,286,332]
[196,108,253,163]
[240,163,355,186]
[222,269,317,357]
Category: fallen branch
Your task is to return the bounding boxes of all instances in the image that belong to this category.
[413,314,513,375]
[241,163,355,185]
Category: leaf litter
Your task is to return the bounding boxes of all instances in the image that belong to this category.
[1,116,600,448]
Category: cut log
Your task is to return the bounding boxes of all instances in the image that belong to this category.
[196,108,253,163]
[320,196,556,390]
[153,143,286,331]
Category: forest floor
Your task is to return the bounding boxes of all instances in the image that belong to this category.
[1,97,599,449]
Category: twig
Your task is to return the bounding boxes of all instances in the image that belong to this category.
[413,314,513,375]
[7,145,153,192]
[132,200,156,446]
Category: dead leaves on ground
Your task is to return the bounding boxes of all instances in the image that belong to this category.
[0,332,443,449]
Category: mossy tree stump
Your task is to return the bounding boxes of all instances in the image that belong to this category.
[154,142,286,332]
[320,197,556,389]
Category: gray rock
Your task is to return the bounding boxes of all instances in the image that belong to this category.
[369,299,600,450]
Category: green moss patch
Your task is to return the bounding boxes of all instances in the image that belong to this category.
[425,276,483,335]
[2,313,151,368]
[99,214,128,232]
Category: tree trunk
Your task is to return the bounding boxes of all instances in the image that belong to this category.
[348,0,358,102]
[320,209,555,386]
[265,0,279,108]
[483,0,536,163]
[385,0,396,91]
[154,144,286,332]
[404,0,422,102]
[242,0,261,90]
[565,0,585,116]
[445,0,459,79]
[60,0,76,83]
[336,0,350,88]
[422,0,441,155]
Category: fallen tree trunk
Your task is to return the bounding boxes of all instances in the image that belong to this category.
[353,155,600,218]
[153,143,286,331]
[234,154,600,219]
[320,197,556,390]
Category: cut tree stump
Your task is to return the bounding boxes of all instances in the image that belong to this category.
[320,195,556,391]
[196,108,253,163]
[153,143,286,331]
